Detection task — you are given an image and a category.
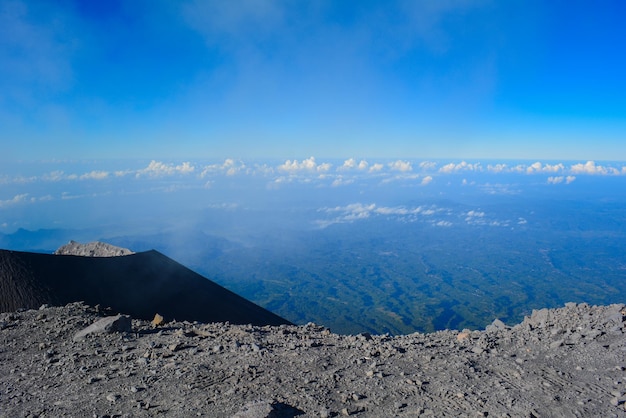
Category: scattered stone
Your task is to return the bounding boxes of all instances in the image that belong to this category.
[549,339,564,349]
[151,313,165,327]
[527,308,550,329]
[73,315,132,341]
[486,318,507,332]
[106,393,120,402]
[457,331,470,341]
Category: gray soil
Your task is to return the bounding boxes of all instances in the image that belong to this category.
[1,302,625,417]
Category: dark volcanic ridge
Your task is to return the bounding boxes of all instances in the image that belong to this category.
[0,247,290,327]
[1,302,625,417]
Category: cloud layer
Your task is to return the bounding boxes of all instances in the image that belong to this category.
[2,158,626,218]
[3,158,624,185]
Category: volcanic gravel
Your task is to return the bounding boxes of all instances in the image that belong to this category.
[1,302,625,417]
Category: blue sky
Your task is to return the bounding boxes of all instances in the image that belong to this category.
[1,0,625,161]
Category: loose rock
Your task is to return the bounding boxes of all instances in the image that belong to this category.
[73,314,132,341]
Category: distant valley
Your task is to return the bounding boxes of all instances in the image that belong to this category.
[3,187,625,335]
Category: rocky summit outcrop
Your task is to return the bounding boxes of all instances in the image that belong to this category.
[0,248,290,327]
[54,240,135,257]
[1,302,625,417]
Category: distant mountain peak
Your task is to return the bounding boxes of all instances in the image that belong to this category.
[54,240,134,257]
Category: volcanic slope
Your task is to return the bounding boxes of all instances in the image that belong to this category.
[0,302,625,417]
[0,248,290,326]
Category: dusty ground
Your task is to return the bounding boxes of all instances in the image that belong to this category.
[1,302,625,417]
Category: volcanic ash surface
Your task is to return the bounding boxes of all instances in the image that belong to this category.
[1,302,625,417]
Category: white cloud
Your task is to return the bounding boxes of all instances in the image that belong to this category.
[278,157,330,172]
[317,162,332,172]
[419,161,437,171]
[0,193,30,208]
[324,203,375,214]
[177,161,195,174]
[137,160,196,177]
[465,210,487,225]
[201,159,245,176]
[518,218,528,225]
[318,203,445,228]
[331,177,354,187]
[272,176,290,185]
[547,175,575,184]
[380,173,421,184]
[374,206,422,215]
[526,162,564,174]
[487,161,571,175]
[570,160,620,175]
[340,158,356,170]
[139,161,174,177]
[61,192,84,200]
[489,220,509,227]
[251,163,275,175]
[40,169,111,182]
[434,220,452,227]
[526,162,541,174]
[338,158,368,171]
[224,159,245,176]
[545,163,565,173]
[114,170,133,177]
[420,175,433,186]
[80,170,109,180]
[369,163,384,172]
[388,160,412,172]
[439,161,481,173]
[205,202,238,210]
[42,170,66,181]
[318,203,376,226]
[487,163,508,173]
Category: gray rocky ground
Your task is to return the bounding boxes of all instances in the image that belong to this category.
[54,241,134,257]
[1,302,625,417]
